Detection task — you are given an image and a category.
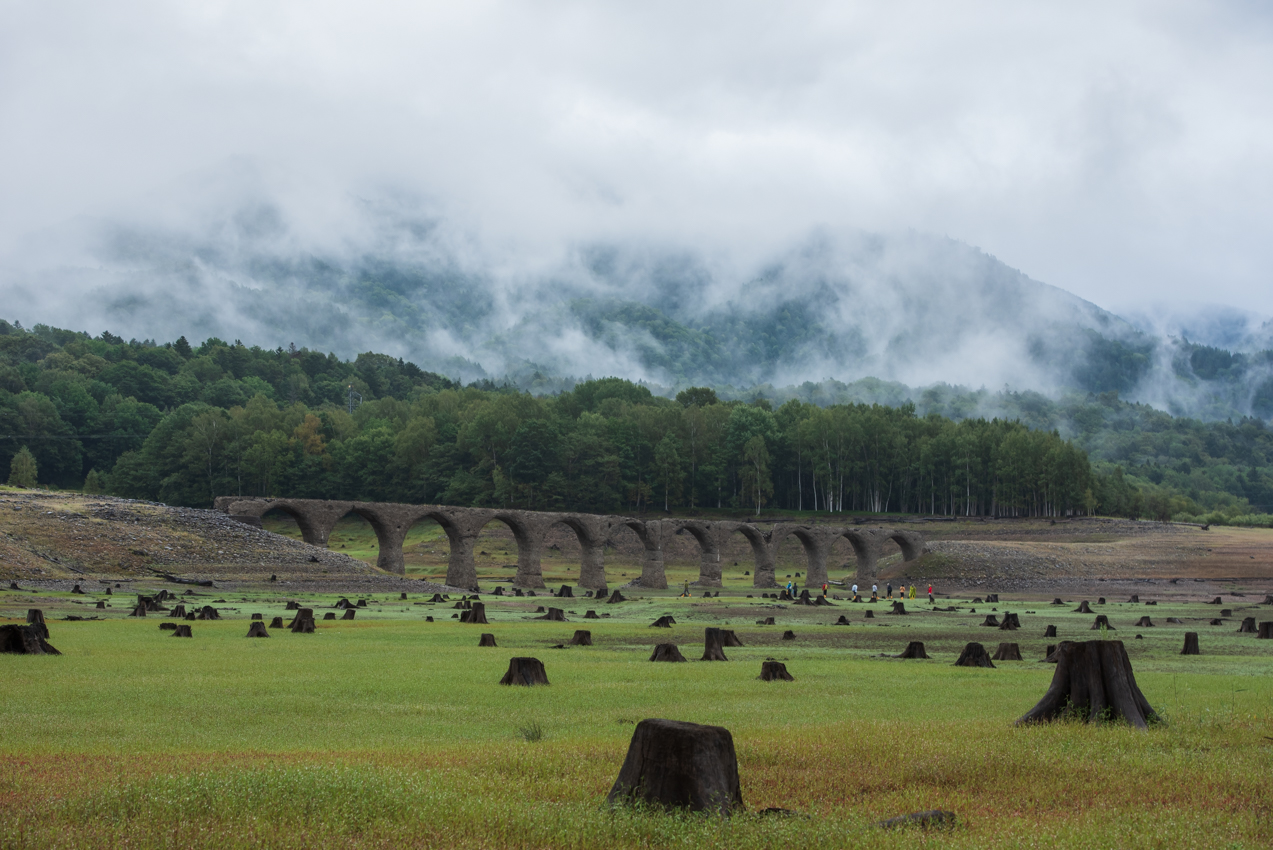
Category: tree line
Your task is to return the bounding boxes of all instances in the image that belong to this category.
[0,318,1252,522]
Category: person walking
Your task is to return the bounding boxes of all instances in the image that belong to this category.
[821,582,828,597]
[927,583,934,602]
[786,580,795,600]
[886,582,893,599]
[908,584,916,599]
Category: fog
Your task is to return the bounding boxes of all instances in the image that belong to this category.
[2,1,1272,407]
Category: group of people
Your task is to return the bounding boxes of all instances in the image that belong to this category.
[693,577,936,603]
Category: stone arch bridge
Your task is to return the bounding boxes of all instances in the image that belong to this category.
[214,497,926,592]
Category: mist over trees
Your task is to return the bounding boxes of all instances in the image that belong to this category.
[4,319,1271,527]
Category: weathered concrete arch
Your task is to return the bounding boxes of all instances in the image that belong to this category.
[214,497,922,593]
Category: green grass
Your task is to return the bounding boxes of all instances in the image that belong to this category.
[2,590,1272,847]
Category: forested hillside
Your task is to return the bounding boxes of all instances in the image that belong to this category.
[2,319,1271,526]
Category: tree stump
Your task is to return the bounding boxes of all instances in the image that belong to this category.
[557,585,574,598]
[7,582,17,590]
[250,613,262,621]
[323,612,336,620]
[1090,615,1114,630]
[651,616,676,628]
[1261,596,1273,605]
[897,641,928,659]
[757,617,775,626]
[1221,609,1232,616]
[1180,632,1201,654]
[1097,597,1106,605]
[535,606,545,613]
[425,616,434,622]
[1051,598,1063,605]
[721,630,744,647]
[340,609,355,620]
[1074,601,1093,613]
[1166,617,1183,624]
[953,642,995,668]
[759,661,793,681]
[285,601,300,610]
[246,622,270,638]
[568,630,593,646]
[701,628,729,660]
[971,597,983,603]
[1145,600,1157,606]
[129,605,147,618]
[290,608,316,633]
[159,622,177,630]
[1128,595,1139,603]
[1209,618,1224,626]
[1238,617,1257,633]
[492,587,504,596]
[270,617,284,628]
[999,613,1020,630]
[650,643,687,662]
[335,597,353,609]
[184,613,196,621]
[992,642,1023,661]
[429,594,445,603]
[781,630,796,640]
[982,615,1000,627]
[606,719,743,815]
[890,601,908,615]
[197,606,220,620]
[1044,624,1057,637]
[835,615,850,625]
[171,625,193,638]
[479,633,497,647]
[584,610,599,619]
[1208,597,1222,604]
[1016,640,1157,728]
[0,624,60,655]
[95,600,106,609]
[537,607,567,622]
[1136,616,1154,627]
[499,657,549,686]
[608,590,626,604]
[1257,622,1273,639]
[460,602,489,624]
[864,610,874,619]
[1043,644,1058,662]
[986,594,1000,603]
[401,592,408,600]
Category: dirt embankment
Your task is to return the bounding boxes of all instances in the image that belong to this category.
[0,490,377,584]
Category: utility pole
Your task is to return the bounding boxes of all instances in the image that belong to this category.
[347,385,362,415]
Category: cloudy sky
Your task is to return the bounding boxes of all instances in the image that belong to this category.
[2,0,1272,317]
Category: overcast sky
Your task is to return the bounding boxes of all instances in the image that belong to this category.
[2,0,1271,317]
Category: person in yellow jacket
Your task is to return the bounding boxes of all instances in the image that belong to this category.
[908,584,916,599]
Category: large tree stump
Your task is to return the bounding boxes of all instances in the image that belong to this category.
[650,643,687,662]
[568,630,593,646]
[651,616,675,628]
[721,630,744,647]
[890,602,908,615]
[608,590,626,604]
[999,613,1020,630]
[478,633,498,647]
[246,622,270,638]
[606,719,744,815]
[460,602,489,624]
[25,610,48,639]
[1044,624,1057,637]
[1017,640,1157,728]
[982,615,1000,627]
[341,609,356,620]
[953,642,995,668]
[556,585,574,598]
[270,616,284,629]
[171,625,193,638]
[499,657,549,686]
[1074,601,1093,613]
[1136,616,1154,627]
[537,607,567,622]
[863,610,874,619]
[429,594,445,603]
[1238,617,1257,633]
[759,661,793,681]
[897,641,928,659]
[197,606,220,620]
[323,612,336,620]
[584,610,599,619]
[992,642,1022,661]
[701,628,729,660]
[1090,615,1115,630]
[1181,632,1200,655]
[335,597,353,609]
[290,608,316,633]
[0,624,60,655]
[1258,622,1273,639]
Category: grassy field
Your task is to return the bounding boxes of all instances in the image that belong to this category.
[3,586,1273,848]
